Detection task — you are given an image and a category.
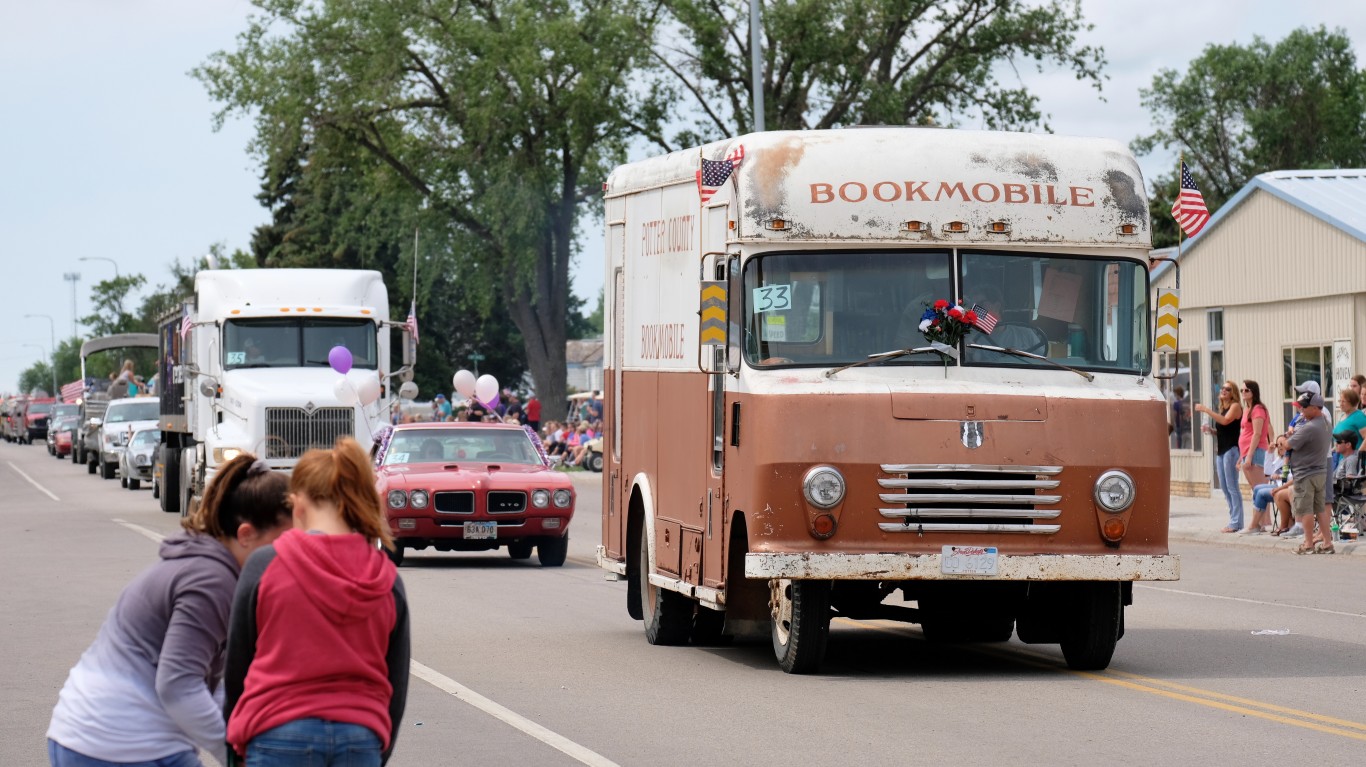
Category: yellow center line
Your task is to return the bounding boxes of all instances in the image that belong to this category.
[835,618,1366,742]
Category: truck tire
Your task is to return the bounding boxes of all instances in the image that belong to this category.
[639,532,690,646]
[100,456,116,480]
[160,448,181,514]
[128,477,141,491]
[1059,582,1122,671]
[178,449,195,520]
[537,535,569,567]
[770,579,832,674]
[87,451,97,474]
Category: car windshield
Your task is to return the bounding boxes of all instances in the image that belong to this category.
[53,405,79,418]
[29,403,53,414]
[106,401,160,423]
[384,428,543,466]
[55,417,78,430]
[223,318,377,371]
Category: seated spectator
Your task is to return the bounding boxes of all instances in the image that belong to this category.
[565,423,597,467]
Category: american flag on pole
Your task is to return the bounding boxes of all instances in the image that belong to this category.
[405,300,419,345]
[970,303,999,333]
[1171,161,1211,237]
[697,145,745,203]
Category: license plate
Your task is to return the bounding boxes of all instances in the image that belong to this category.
[941,545,998,575]
[463,521,497,540]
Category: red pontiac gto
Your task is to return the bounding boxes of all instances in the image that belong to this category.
[374,422,574,567]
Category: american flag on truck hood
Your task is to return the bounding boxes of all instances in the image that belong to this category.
[60,379,84,403]
[696,145,745,204]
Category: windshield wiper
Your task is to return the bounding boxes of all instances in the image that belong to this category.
[966,343,1095,382]
[825,346,950,378]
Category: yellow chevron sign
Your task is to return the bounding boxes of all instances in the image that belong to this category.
[700,282,727,346]
[1155,289,1179,352]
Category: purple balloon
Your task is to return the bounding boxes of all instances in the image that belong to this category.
[483,392,501,413]
[328,345,353,375]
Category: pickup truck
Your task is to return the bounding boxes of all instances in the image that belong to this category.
[22,398,56,444]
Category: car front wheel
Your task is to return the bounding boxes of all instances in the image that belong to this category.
[537,535,569,567]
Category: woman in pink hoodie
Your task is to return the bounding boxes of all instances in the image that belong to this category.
[224,438,410,766]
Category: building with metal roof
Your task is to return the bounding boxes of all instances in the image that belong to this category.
[1151,168,1366,498]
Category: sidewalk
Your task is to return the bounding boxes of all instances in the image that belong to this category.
[1168,490,1363,557]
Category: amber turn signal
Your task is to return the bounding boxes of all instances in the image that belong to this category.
[1102,517,1126,540]
[811,513,837,540]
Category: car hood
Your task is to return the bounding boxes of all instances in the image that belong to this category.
[379,462,568,488]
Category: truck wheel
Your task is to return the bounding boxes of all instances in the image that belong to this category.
[161,449,181,514]
[152,478,159,499]
[1059,582,1122,671]
[71,446,79,465]
[386,544,405,567]
[101,457,116,480]
[128,478,141,491]
[639,532,690,645]
[507,541,533,560]
[120,474,128,488]
[588,452,604,472]
[770,579,832,674]
[87,452,97,474]
[178,451,195,519]
[537,535,569,567]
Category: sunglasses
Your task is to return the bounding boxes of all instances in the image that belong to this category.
[1239,388,1250,393]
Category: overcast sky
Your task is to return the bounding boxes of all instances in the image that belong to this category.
[3,1,1363,391]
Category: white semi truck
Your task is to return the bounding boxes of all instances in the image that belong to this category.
[155,269,414,515]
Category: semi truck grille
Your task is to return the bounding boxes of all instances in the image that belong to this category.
[434,491,474,514]
[264,407,354,459]
[876,464,1062,535]
[487,491,527,514]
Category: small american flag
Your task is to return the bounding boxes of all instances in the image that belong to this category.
[1171,161,1211,238]
[970,303,999,333]
[405,300,419,345]
[179,311,193,340]
[60,379,85,403]
[696,145,745,203]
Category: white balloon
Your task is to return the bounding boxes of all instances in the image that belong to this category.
[452,369,477,398]
[474,374,499,404]
[333,376,359,406]
[357,373,382,406]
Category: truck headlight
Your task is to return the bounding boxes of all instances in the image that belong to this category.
[552,489,573,508]
[802,466,846,509]
[1094,470,1135,512]
[212,447,243,463]
[387,490,408,508]
[409,490,429,509]
[531,489,550,508]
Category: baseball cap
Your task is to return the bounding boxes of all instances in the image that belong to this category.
[1296,391,1325,409]
[1294,380,1321,395]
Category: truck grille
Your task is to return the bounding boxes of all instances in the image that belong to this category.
[876,464,1062,535]
[264,407,353,459]
[434,491,474,514]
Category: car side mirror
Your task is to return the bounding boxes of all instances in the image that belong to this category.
[88,418,102,428]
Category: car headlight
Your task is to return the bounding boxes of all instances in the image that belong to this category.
[1094,470,1136,512]
[409,490,429,509]
[212,447,243,463]
[387,490,408,508]
[802,466,846,509]
[531,489,550,508]
[553,489,573,508]
[134,455,150,466]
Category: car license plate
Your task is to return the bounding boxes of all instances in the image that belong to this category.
[941,545,998,575]
[463,521,497,540]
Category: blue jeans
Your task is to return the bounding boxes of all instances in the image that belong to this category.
[1252,483,1277,512]
[1216,447,1243,528]
[48,740,201,767]
[245,719,381,767]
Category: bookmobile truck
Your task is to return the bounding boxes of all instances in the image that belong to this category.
[596,128,1180,674]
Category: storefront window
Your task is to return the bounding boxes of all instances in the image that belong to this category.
[1159,351,1200,451]
[1282,345,1334,426]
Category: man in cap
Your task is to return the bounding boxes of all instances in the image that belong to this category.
[1285,390,1334,553]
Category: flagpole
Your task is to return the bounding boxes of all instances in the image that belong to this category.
[412,225,420,306]
[1173,152,1182,374]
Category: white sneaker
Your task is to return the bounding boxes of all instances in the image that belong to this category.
[1280,524,1303,538]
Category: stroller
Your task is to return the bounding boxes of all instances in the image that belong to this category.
[1331,458,1366,540]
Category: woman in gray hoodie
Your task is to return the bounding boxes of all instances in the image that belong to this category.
[47,454,291,766]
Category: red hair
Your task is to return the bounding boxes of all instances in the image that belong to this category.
[291,437,393,548]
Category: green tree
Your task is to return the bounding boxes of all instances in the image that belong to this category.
[1134,26,1366,247]
[196,0,664,414]
[83,274,149,337]
[659,0,1106,139]
[18,360,54,397]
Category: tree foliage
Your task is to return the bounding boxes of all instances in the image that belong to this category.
[1134,26,1366,247]
[196,0,665,412]
[18,361,54,397]
[658,0,1105,140]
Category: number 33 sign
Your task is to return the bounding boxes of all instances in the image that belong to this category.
[752,284,792,313]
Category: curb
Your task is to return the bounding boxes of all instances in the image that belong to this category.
[1169,528,1364,557]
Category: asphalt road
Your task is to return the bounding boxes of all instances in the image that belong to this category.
[2,438,1364,767]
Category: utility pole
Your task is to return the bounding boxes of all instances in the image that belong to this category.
[750,0,764,132]
[64,272,81,338]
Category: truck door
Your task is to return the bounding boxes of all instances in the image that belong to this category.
[701,253,736,589]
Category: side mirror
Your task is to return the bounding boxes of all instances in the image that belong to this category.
[399,381,419,400]
[88,418,102,428]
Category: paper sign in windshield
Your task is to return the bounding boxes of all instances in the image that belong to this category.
[752,284,792,314]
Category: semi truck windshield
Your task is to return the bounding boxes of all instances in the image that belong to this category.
[224,318,378,371]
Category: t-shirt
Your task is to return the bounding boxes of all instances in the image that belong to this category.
[1286,412,1332,480]
[525,398,541,422]
[1239,404,1271,455]
[1337,409,1366,450]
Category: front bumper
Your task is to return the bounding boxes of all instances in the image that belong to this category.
[388,514,572,541]
[745,552,1180,581]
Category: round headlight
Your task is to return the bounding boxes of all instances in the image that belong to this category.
[553,489,573,508]
[802,466,846,509]
[531,489,550,508]
[387,490,408,508]
[409,490,429,509]
[1094,470,1135,512]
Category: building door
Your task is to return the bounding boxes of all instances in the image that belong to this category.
[1209,349,1224,490]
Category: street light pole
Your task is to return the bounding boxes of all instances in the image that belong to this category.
[63,272,81,338]
[25,314,58,398]
[79,256,120,279]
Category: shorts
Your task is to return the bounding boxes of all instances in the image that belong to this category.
[1291,473,1326,518]
[1248,448,1267,466]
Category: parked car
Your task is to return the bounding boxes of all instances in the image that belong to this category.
[374,422,575,567]
[119,428,160,490]
[45,404,79,456]
[95,398,160,481]
[22,398,56,444]
[49,415,79,459]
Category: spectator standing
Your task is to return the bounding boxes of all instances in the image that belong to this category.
[434,394,453,422]
[224,438,410,766]
[1352,374,1366,397]
[464,399,488,422]
[525,395,541,434]
[1235,380,1271,531]
[505,393,524,425]
[1196,380,1244,533]
[1286,391,1334,554]
[587,391,604,423]
[1335,388,1366,449]
[47,455,290,767]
